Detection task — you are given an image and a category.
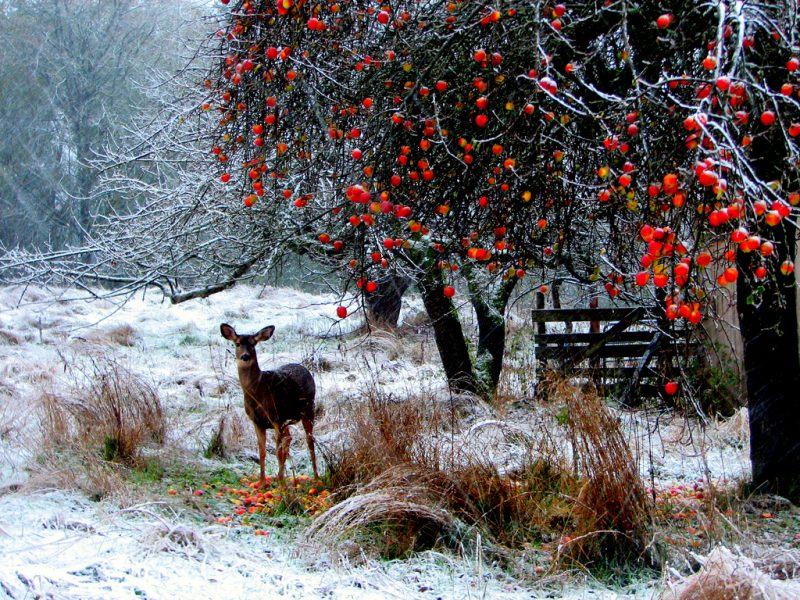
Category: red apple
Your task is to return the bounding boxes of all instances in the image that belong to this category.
[760,110,776,126]
[656,14,673,29]
[723,267,739,282]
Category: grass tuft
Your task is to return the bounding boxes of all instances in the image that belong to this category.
[34,353,166,499]
[552,377,658,571]
[317,386,580,560]
[204,409,246,459]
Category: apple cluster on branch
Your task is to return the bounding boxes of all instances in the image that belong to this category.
[204,0,799,327]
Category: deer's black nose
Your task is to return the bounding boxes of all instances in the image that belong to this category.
[240,353,251,362]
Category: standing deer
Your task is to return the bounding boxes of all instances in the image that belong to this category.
[220,323,319,486]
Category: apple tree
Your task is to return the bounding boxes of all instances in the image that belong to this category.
[199,0,614,396]
[202,0,799,498]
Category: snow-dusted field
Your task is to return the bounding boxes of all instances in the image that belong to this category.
[0,284,756,599]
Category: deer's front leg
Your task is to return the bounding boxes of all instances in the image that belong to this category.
[302,417,319,480]
[275,423,291,481]
[255,426,267,487]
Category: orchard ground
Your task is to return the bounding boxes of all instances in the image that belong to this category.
[0,284,797,599]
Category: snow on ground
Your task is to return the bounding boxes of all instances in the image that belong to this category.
[0,489,665,600]
[0,284,752,599]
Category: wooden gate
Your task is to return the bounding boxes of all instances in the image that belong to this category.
[531,306,688,403]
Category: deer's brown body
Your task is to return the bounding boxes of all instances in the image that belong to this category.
[220,324,319,485]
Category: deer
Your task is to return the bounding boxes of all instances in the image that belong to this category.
[220,323,319,487]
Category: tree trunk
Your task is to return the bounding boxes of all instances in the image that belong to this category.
[468,275,517,392]
[365,273,411,329]
[472,301,506,391]
[416,268,481,396]
[736,131,800,502]
[737,225,800,502]
[552,284,572,333]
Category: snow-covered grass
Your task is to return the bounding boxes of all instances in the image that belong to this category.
[0,283,794,599]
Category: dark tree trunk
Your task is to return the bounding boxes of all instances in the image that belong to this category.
[365,273,411,328]
[472,301,505,391]
[737,221,800,502]
[736,132,800,502]
[468,275,517,392]
[416,268,480,396]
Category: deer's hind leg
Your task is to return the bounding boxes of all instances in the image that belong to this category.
[301,417,319,480]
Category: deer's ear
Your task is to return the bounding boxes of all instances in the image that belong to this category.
[220,323,237,341]
[253,325,275,343]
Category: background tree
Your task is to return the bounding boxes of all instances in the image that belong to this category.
[0,0,188,249]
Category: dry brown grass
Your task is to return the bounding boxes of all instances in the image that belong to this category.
[204,407,247,459]
[308,465,459,558]
[660,547,800,600]
[322,388,445,491]
[38,354,165,466]
[104,324,140,347]
[552,377,658,569]
[0,329,22,345]
[32,354,167,500]
[317,386,580,559]
[315,367,658,573]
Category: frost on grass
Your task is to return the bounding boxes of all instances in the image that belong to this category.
[661,546,800,600]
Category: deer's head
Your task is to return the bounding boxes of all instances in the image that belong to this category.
[220,323,275,365]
